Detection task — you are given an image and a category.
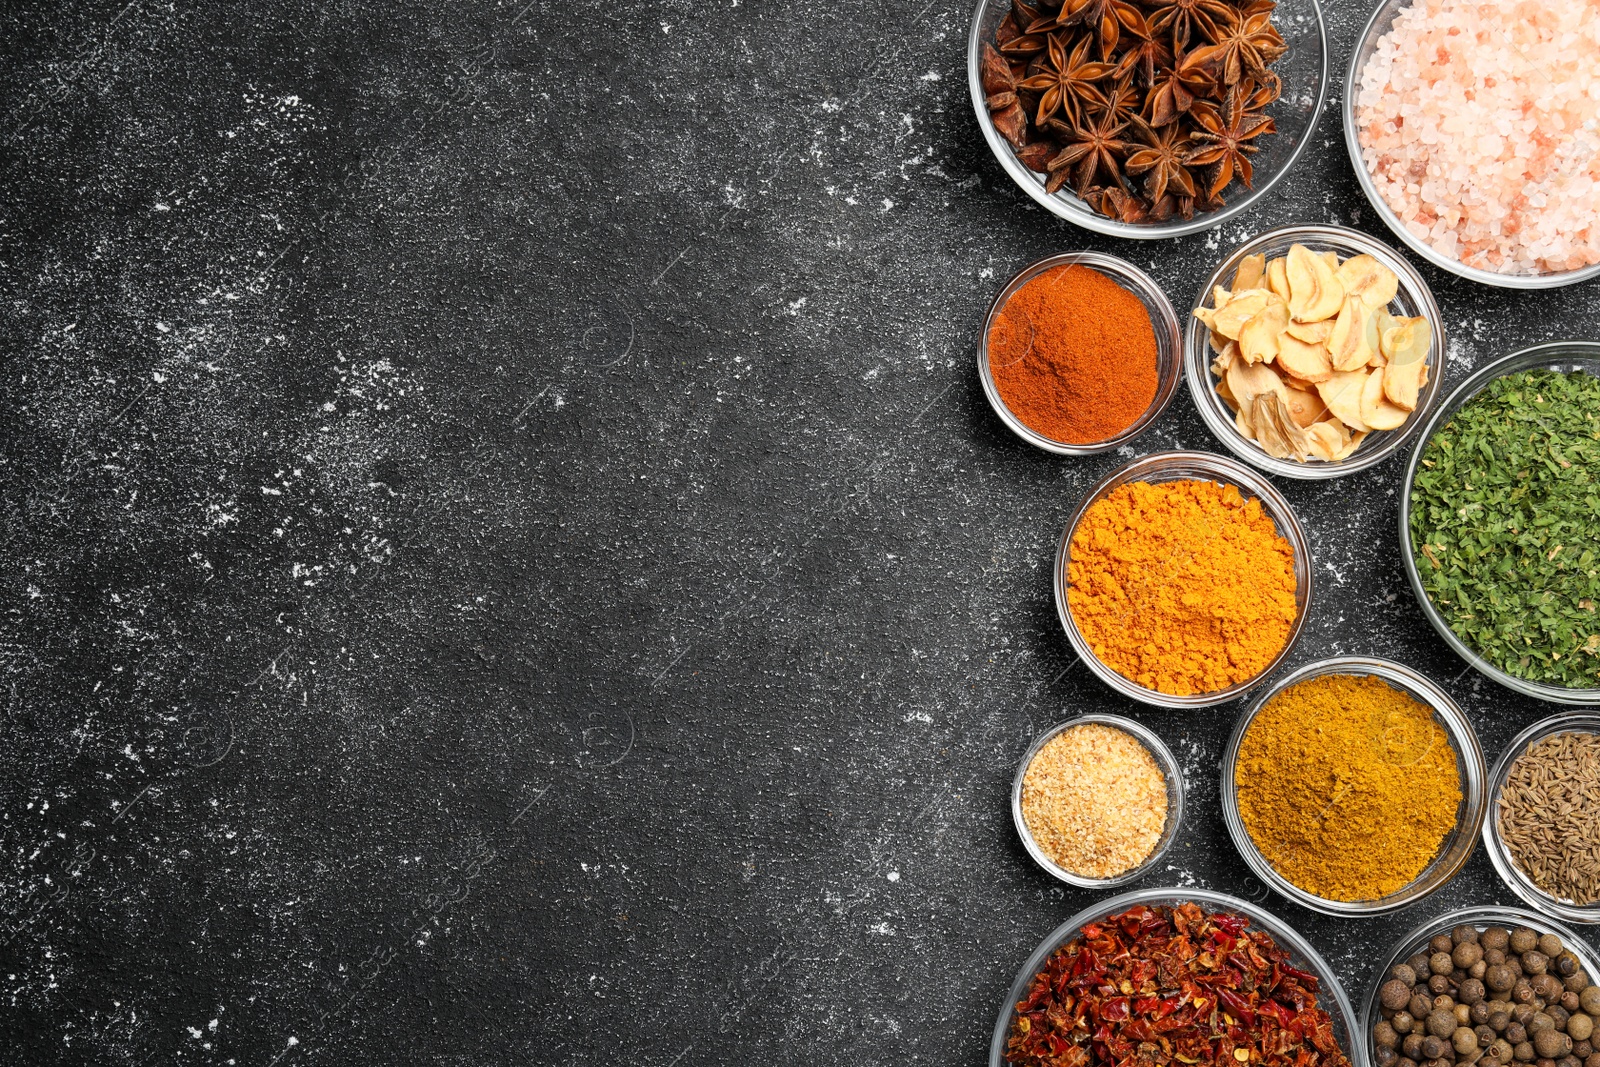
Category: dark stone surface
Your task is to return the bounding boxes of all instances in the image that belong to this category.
[2,1,1598,1063]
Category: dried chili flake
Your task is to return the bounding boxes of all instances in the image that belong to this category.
[1005,904,1352,1067]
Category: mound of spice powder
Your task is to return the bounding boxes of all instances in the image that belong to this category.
[1020,722,1168,880]
[1006,902,1352,1067]
[988,264,1159,444]
[1067,479,1297,695]
[1235,673,1461,901]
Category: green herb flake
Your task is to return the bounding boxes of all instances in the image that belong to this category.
[1409,368,1600,689]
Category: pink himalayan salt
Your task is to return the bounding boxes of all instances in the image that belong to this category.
[1356,0,1600,276]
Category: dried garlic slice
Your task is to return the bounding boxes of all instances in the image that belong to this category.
[1316,369,1371,432]
[1360,368,1410,430]
[1286,245,1344,323]
[1336,254,1400,309]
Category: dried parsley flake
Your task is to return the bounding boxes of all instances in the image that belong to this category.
[1409,368,1600,689]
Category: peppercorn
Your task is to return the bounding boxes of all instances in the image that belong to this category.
[1569,1015,1595,1043]
[1458,945,1487,969]
[1540,936,1564,959]
[1534,1029,1571,1059]
[1384,981,1415,1010]
[1378,1048,1399,1067]
[1527,954,1552,977]
[1377,1023,1399,1048]
[1491,968,1520,993]
[1513,930,1541,955]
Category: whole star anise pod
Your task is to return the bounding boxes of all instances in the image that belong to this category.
[1144,39,1215,126]
[1018,31,1115,126]
[1142,0,1236,49]
[1123,115,1197,202]
[1053,0,1149,56]
[1114,30,1172,87]
[1206,7,1287,85]
[1046,111,1132,194]
[1185,78,1276,196]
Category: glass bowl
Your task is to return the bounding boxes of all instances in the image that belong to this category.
[1011,714,1185,889]
[1183,224,1446,480]
[990,887,1363,1067]
[965,0,1329,238]
[1399,341,1600,703]
[1053,450,1314,708]
[1343,0,1600,289]
[979,252,1183,455]
[1359,905,1600,1067]
[1483,711,1600,925]
[1220,656,1487,917]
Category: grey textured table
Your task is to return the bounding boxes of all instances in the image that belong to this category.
[2,1,1598,1064]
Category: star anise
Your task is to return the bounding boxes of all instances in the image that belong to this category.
[1142,0,1236,49]
[1095,71,1144,127]
[1018,32,1115,126]
[1124,116,1197,202]
[1053,0,1149,57]
[1114,30,1173,87]
[1046,111,1132,194]
[1144,40,1215,126]
[1206,7,1287,85]
[1185,79,1276,196]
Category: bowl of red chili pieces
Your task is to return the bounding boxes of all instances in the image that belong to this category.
[980,252,1184,455]
[992,891,1360,1067]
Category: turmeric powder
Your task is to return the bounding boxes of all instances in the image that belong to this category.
[1066,479,1298,695]
[1234,673,1461,901]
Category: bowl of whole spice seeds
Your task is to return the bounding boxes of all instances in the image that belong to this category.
[1402,342,1600,702]
[1011,714,1183,888]
[1185,224,1446,479]
[1362,908,1600,1067]
[1056,450,1313,707]
[1484,713,1600,924]
[1221,656,1488,916]
[965,0,1329,237]
[979,252,1184,454]
[993,889,1360,1067]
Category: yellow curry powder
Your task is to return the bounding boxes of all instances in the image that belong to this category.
[1235,674,1462,901]
[1067,479,1298,695]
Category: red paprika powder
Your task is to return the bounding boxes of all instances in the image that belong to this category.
[987,264,1159,444]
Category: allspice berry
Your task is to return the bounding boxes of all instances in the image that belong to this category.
[1437,935,1461,953]
[1458,944,1486,969]
[1425,1037,1449,1059]
[1462,1029,1490,1055]
[1515,1041,1535,1062]
[1386,981,1418,1010]
[1580,990,1600,1017]
[1378,1048,1400,1067]
[1389,963,1414,985]
[1540,936,1565,959]
[1436,1011,1469,1038]
[1512,930,1541,955]
[1588,1055,1600,1067]
[1568,1015,1595,1043]
[1564,994,1583,1014]
[1558,955,1580,979]
[1491,967,1519,993]
[1378,1023,1400,1048]
[1396,1012,1417,1034]
[1534,1030,1572,1060]
[1462,981,1487,1005]
[1508,1025,1529,1045]
[1527,953,1552,977]
[1483,929,1511,952]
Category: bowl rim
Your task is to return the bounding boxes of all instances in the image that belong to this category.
[1053,449,1314,708]
[990,887,1366,1067]
[1182,222,1448,481]
[1341,0,1600,290]
[1482,710,1600,924]
[1010,713,1186,888]
[1219,655,1487,917]
[965,0,1330,239]
[1398,341,1600,703]
[978,251,1185,455]
[1357,903,1600,1066]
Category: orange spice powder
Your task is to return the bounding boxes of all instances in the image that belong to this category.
[987,264,1159,444]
